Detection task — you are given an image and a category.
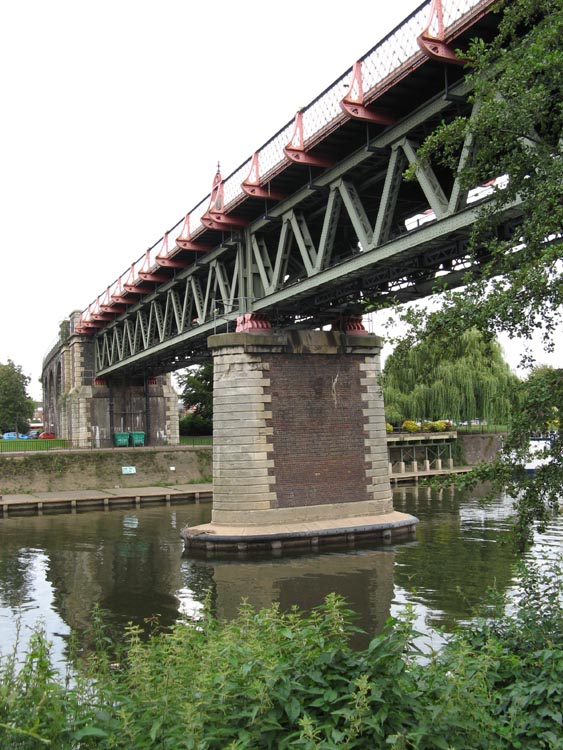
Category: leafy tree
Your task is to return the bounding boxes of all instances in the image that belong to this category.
[383,0,563,544]
[179,413,212,437]
[176,360,213,428]
[0,360,35,434]
[402,0,563,349]
[383,328,519,425]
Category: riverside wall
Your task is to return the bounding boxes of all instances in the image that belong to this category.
[0,434,502,495]
[457,433,504,465]
[0,446,212,494]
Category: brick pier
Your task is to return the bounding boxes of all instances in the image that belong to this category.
[183,330,417,553]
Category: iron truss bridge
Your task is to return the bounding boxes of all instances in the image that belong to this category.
[80,0,508,379]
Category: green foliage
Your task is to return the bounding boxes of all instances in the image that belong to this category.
[422,420,450,432]
[177,361,213,424]
[3,560,563,749]
[383,0,563,540]
[179,412,212,436]
[403,0,563,349]
[58,319,70,344]
[0,360,35,434]
[386,422,393,433]
[383,328,519,425]
[439,365,562,549]
[0,439,67,453]
[401,420,419,433]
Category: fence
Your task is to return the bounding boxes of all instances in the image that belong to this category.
[0,436,212,453]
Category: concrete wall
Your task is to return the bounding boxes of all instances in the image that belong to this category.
[457,433,504,465]
[0,447,211,494]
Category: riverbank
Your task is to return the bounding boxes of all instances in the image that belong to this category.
[0,464,476,518]
[1,483,212,516]
[0,433,497,496]
[0,445,212,494]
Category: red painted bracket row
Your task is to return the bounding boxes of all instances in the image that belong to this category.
[76,0,465,335]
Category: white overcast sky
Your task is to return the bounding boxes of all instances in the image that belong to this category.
[1,0,560,401]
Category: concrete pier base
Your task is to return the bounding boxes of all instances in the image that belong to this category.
[183,329,417,553]
[181,510,418,553]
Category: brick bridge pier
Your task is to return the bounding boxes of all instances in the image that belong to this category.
[183,328,417,551]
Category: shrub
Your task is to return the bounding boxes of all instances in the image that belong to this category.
[402,419,419,433]
[386,422,393,433]
[179,413,212,436]
[3,560,563,749]
[430,420,448,432]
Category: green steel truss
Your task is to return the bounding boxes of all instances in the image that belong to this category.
[94,82,520,377]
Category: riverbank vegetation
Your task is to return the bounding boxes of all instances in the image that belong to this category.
[382,328,519,429]
[378,0,563,541]
[2,558,563,749]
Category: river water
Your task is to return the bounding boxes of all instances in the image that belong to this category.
[0,484,561,662]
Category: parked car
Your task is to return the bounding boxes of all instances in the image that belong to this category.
[2,432,29,440]
[38,432,57,439]
[28,430,41,439]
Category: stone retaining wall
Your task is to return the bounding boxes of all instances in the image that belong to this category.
[0,447,212,494]
[457,433,504,465]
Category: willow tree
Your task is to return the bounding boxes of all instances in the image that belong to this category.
[388,0,563,546]
[383,328,519,426]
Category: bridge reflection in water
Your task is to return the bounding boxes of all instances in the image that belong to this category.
[182,547,397,649]
[1,483,557,663]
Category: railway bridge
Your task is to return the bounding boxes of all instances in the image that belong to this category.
[42,0,508,549]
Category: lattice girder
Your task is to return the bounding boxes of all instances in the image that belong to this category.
[93,83,520,376]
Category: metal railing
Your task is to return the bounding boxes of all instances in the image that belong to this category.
[79,0,495,329]
[0,436,212,453]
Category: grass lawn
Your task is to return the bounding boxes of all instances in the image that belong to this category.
[0,438,68,452]
[0,437,212,452]
[179,436,212,446]
[455,424,507,433]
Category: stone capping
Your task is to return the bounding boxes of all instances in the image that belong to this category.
[208,330,383,355]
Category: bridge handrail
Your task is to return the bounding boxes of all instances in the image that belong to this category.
[79,0,495,328]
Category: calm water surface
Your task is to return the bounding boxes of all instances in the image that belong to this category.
[1,485,561,661]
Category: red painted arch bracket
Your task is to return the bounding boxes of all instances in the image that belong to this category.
[340,61,396,124]
[331,317,368,335]
[138,249,170,282]
[417,34,465,64]
[122,263,153,295]
[202,211,249,230]
[123,284,153,295]
[284,111,333,168]
[110,278,135,305]
[201,166,249,230]
[417,0,466,65]
[75,321,104,333]
[241,152,286,200]
[175,216,212,253]
[236,313,272,333]
[156,232,196,267]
